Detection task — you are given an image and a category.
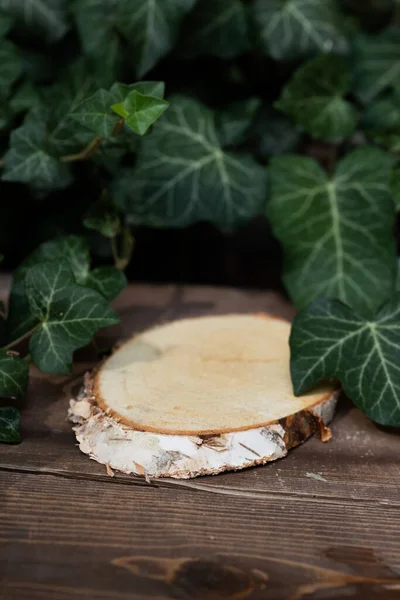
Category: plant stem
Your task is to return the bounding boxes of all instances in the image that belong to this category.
[61,136,104,163]
[110,236,120,267]
[3,328,36,351]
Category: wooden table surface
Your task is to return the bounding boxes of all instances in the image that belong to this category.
[1,283,399,600]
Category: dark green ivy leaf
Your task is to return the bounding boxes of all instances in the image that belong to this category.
[179,0,251,59]
[0,40,22,99]
[25,261,119,374]
[353,28,400,104]
[72,88,120,138]
[267,148,396,315]
[0,406,21,443]
[6,235,126,344]
[253,0,348,61]
[117,0,196,77]
[73,0,122,86]
[0,0,69,43]
[290,296,400,427]
[111,90,169,135]
[0,350,29,399]
[113,95,267,228]
[362,90,400,152]
[2,122,72,190]
[275,54,357,141]
[216,97,261,147]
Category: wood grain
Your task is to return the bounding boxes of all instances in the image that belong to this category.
[0,282,399,599]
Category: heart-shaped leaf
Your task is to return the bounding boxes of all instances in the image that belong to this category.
[111,90,169,135]
[362,90,400,152]
[275,54,357,141]
[267,148,396,315]
[290,296,400,427]
[253,0,348,61]
[0,0,69,43]
[26,261,119,374]
[72,88,120,138]
[2,122,73,190]
[117,0,196,77]
[113,95,267,228]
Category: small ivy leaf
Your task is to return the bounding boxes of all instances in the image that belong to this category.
[249,106,300,159]
[1,122,73,190]
[85,267,127,301]
[109,81,165,104]
[0,10,13,37]
[111,90,169,136]
[362,91,400,152]
[179,0,251,59]
[353,28,400,104]
[0,40,22,99]
[0,406,21,443]
[290,296,400,427]
[267,148,396,315]
[10,81,40,114]
[117,0,196,77]
[72,89,120,138]
[216,97,261,147]
[0,350,29,399]
[113,95,267,229]
[0,0,69,43]
[83,193,121,238]
[26,261,119,374]
[275,54,357,141]
[253,0,348,61]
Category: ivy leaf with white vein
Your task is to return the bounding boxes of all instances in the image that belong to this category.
[71,89,120,138]
[114,95,267,228]
[0,0,69,43]
[353,28,400,104]
[117,0,196,77]
[290,296,400,427]
[275,54,357,141]
[179,0,251,59]
[267,148,397,316]
[252,0,348,61]
[25,261,119,374]
[2,122,72,190]
[0,351,29,399]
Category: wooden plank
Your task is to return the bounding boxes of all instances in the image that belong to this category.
[1,285,399,506]
[1,471,400,600]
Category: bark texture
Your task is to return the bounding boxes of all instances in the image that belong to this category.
[69,384,338,479]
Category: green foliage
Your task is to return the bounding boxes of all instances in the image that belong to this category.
[275,55,357,141]
[113,96,267,228]
[253,0,348,61]
[2,0,400,439]
[0,406,21,443]
[267,148,396,316]
[290,297,400,427]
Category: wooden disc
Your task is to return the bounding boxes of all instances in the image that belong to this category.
[93,314,336,435]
